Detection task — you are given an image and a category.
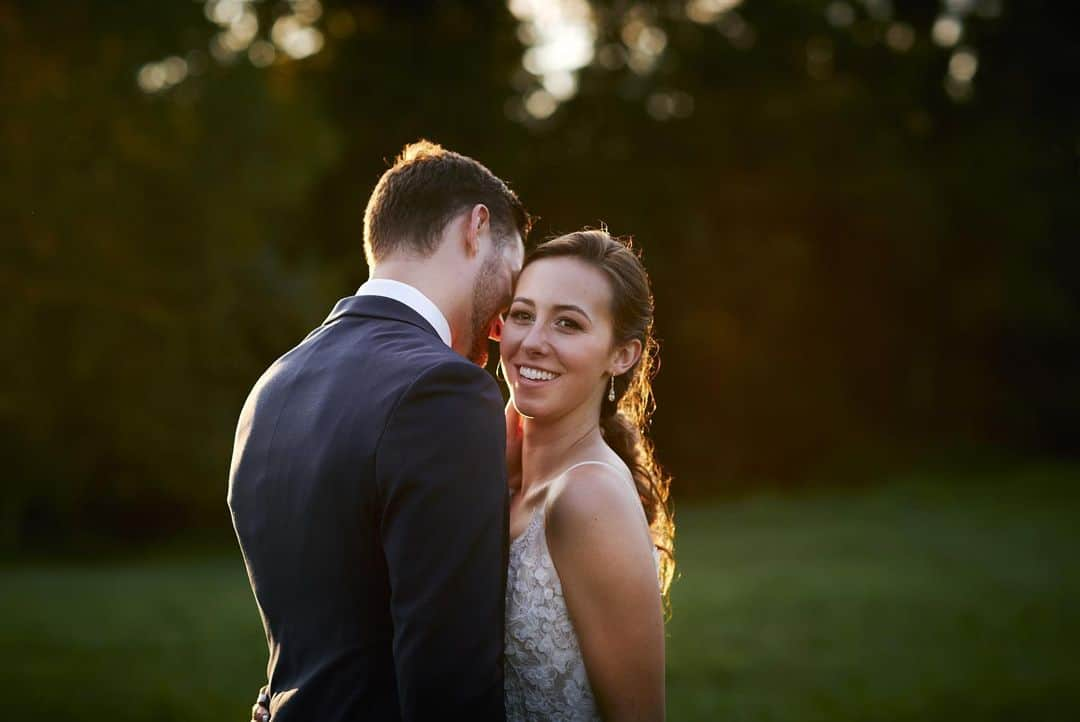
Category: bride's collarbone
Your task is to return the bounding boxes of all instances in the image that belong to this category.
[509,490,549,541]
[510,457,626,539]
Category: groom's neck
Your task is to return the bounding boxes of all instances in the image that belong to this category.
[368,260,466,351]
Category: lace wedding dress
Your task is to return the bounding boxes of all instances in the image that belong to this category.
[504,461,632,721]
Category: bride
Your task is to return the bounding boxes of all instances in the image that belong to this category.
[251,229,674,721]
[497,229,673,721]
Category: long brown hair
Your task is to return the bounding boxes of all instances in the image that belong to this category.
[524,230,675,600]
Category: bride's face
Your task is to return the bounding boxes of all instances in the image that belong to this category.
[499,256,619,421]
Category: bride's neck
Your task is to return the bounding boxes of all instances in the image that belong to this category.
[519,408,602,496]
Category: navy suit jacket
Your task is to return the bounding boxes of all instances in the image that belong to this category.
[228,295,509,721]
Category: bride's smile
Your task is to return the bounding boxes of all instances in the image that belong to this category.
[517,365,560,381]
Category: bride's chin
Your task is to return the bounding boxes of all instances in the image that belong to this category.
[510,398,545,420]
[512,401,536,418]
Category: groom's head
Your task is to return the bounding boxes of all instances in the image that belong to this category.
[363,141,531,364]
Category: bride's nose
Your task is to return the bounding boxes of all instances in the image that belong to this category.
[520,322,549,355]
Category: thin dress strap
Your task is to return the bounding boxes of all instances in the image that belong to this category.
[558,460,640,500]
[560,459,624,477]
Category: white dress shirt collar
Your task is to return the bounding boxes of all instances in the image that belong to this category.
[355,278,452,348]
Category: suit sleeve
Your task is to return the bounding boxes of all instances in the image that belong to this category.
[376,359,508,721]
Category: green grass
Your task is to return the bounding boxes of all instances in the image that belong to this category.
[2,465,1077,720]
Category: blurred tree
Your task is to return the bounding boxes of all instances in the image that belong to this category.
[1,1,340,545]
[1,0,1075,547]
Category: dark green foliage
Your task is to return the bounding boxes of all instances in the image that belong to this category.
[1,1,1077,545]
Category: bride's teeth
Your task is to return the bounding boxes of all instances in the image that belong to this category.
[520,366,557,381]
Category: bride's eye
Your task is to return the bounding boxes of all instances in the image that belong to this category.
[509,309,533,323]
[555,317,582,330]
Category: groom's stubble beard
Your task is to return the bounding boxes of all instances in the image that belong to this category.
[467,250,505,366]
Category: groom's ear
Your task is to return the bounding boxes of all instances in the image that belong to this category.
[610,338,642,377]
[488,314,504,342]
[464,204,491,259]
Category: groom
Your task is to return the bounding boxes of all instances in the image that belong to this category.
[228,141,529,721]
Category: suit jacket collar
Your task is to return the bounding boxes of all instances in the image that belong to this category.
[323,295,443,341]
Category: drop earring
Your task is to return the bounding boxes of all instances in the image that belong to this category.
[608,375,616,402]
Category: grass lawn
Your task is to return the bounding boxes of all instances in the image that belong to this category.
[2,465,1077,720]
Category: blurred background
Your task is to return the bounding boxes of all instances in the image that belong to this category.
[1,0,1077,719]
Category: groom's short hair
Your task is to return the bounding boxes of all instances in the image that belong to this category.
[363,140,531,266]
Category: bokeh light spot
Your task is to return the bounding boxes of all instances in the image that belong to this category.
[647,90,694,121]
[542,71,578,101]
[272,16,325,60]
[825,2,856,28]
[949,47,979,82]
[975,0,1003,18]
[932,15,963,47]
[162,56,188,85]
[685,0,742,26]
[719,13,756,49]
[509,0,596,113]
[945,75,973,102]
[945,0,977,14]
[137,63,168,93]
[524,88,558,119]
[206,0,245,26]
[885,22,915,52]
[861,0,893,22]
[248,40,277,68]
[290,0,323,24]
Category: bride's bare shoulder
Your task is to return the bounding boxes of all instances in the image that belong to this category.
[544,460,645,550]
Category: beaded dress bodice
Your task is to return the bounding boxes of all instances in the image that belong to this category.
[503,497,601,722]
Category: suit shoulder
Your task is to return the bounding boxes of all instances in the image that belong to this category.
[401,354,502,406]
[375,356,505,477]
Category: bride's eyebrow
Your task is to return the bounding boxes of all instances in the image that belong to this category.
[552,304,591,322]
[511,298,592,322]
